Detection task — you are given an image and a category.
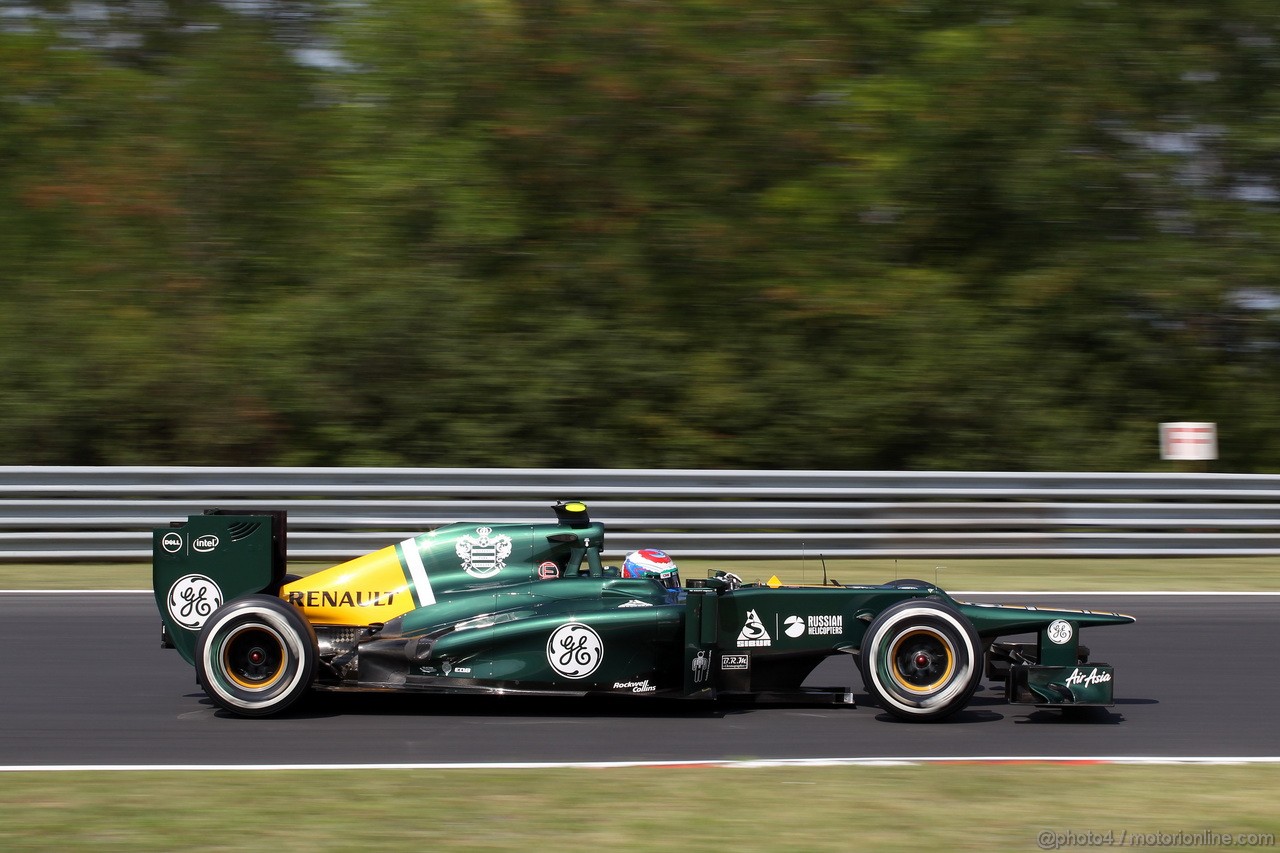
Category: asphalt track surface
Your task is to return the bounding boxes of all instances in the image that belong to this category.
[2,592,1276,766]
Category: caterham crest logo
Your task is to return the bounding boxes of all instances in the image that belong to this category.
[456,527,513,578]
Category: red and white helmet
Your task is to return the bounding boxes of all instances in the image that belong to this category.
[621,549,680,588]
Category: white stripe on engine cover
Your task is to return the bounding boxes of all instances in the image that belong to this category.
[400,537,436,607]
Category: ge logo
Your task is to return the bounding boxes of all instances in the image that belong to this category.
[1047,619,1074,645]
[166,574,223,630]
[546,622,603,679]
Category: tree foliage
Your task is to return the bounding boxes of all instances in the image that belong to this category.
[4,1,1280,470]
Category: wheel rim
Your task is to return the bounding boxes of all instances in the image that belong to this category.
[220,623,287,691]
[887,628,955,693]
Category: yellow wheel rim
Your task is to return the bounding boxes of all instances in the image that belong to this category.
[888,628,955,693]
[221,624,287,691]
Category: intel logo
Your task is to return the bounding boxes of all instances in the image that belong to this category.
[193,535,219,553]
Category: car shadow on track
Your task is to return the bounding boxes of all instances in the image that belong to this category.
[1005,696,1158,725]
[193,688,1149,724]
[190,691,1058,724]
[286,691,1014,725]
[1013,708,1126,724]
[869,709,1005,724]
[201,690,745,721]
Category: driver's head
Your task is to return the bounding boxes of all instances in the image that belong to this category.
[621,549,680,589]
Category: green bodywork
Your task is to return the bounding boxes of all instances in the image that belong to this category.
[152,510,286,664]
[1009,664,1117,705]
[153,503,1133,709]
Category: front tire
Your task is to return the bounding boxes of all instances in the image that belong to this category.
[196,595,317,717]
[859,599,983,722]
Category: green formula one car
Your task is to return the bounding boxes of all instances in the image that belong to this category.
[153,502,1133,722]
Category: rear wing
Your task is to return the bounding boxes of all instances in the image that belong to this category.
[152,510,288,664]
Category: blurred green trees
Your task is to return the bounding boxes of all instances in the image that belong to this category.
[4,1,1280,470]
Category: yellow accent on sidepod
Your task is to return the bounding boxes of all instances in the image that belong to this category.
[279,544,416,626]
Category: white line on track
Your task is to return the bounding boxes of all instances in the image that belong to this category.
[3,757,1280,772]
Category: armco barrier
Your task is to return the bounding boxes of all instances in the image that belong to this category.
[2,467,1280,560]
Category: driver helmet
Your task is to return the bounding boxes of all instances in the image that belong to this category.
[621,549,680,589]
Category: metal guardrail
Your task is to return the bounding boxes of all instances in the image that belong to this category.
[3,466,1280,560]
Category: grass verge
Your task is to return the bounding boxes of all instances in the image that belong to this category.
[2,766,1277,851]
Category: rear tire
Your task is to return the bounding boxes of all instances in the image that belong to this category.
[196,595,317,717]
[859,599,983,722]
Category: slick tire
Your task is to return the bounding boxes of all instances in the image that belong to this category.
[196,594,317,717]
[882,578,935,589]
[859,599,983,722]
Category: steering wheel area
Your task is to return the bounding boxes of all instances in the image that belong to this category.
[717,571,744,590]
